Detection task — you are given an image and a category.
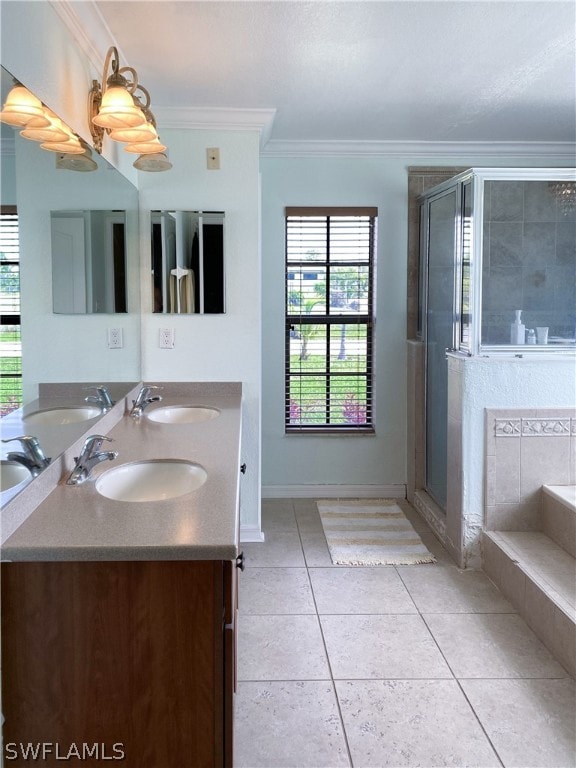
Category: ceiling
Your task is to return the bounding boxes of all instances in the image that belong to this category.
[88,0,576,150]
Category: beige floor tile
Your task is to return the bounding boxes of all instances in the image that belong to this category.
[424,613,568,678]
[295,508,325,532]
[309,567,417,614]
[262,498,296,513]
[300,530,334,567]
[320,614,452,679]
[460,678,576,768]
[234,681,350,767]
[397,566,515,613]
[239,567,315,615]
[261,503,298,534]
[237,614,330,680]
[418,532,457,565]
[242,530,305,567]
[336,679,500,767]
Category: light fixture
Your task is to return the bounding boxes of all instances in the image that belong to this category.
[133,152,173,172]
[41,133,85,154]
[0,82,49,127]
[549,181,576,217]
[124,136,168,155]
[56,146,98,172]
[1,81,87,160]
[20,108,70,143]
[89,47,170,170]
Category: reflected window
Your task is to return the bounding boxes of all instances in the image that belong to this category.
[0,206,22,414]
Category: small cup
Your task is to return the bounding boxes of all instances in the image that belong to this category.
[536,327,549,344]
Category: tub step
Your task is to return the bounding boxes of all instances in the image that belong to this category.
[483,530,575,678]
[542,485,576,558]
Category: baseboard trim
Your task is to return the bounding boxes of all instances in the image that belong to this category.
[240,525,265,543]
[261,484,407,499]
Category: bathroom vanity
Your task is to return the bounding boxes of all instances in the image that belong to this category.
[1,382,242,767]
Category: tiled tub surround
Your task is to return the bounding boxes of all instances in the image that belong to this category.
[483,408,576,676]
[1,382,242,560]
[485,408,575,532]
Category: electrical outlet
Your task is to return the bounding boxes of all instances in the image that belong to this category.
[107,327,123,349]
[206,147,220,170]
[159,328,175,349]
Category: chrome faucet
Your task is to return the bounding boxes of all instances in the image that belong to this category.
[84,385,115,411]
[129,386,162,418]
[66,434,118,485]
[2,435,51,476]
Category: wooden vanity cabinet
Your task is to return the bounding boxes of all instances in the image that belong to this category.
[1,559,238,767]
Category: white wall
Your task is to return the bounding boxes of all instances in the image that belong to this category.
[260,153,573,496]
[261,156,409,493]
[138,128,262,536]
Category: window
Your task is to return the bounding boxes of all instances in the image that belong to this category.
[285,207,376,433]
[0,206,22,415]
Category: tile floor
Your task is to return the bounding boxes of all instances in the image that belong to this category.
[234,499,576,768]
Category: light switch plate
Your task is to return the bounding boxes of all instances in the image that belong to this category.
[206,147,220,170]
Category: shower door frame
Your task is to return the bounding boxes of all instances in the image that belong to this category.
[418,180,467,513]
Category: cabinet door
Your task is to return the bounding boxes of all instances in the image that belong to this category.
[1,561,223,768]
[223,559,239,767]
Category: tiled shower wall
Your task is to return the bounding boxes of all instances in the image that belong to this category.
[481,181,576,345]
[485,408,576,531]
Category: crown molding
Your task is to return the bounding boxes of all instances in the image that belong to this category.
[153,106,277,149]
[261,139,576,160]
[48,0,127,74]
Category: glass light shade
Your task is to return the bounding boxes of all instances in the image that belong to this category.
[0,85,48,127]
[56,148,98,172]
[133,152,172,172]
[108,120,158,143]
[92,85,146,129]
[124,136,167,155]
[20,112,70,143]
[41,134,85,154]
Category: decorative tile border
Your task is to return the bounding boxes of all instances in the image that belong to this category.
[522,419,570,436]
[495,419,521,437]
[495,417,575,438]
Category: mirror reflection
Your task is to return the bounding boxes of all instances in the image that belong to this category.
[51,210,127,314]
[151,210,225,313]
[0,66,140,499]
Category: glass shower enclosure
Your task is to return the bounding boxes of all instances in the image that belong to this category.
[418,167,575,512]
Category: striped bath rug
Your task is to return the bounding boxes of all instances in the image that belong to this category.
[317,499,435,566]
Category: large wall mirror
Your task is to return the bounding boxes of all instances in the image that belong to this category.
[1,66,140,495]
[151,210,225,314]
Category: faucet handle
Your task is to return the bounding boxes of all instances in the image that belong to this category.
[83,385,114,408]
[2,435,50,466]
[79,434,114,458]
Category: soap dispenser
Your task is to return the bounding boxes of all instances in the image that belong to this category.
[510,310,525,345]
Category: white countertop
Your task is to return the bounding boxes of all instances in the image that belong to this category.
[1,383,242,562]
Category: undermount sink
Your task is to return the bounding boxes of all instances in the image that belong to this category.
[146,405,220,424]
[95,459,207,503]
[1,461,31,492]
[23,406,101,426]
